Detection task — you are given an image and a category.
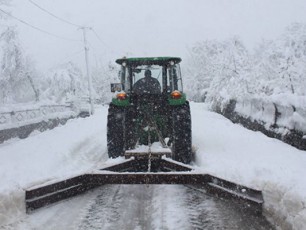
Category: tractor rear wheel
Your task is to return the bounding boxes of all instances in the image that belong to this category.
[172,102,192,164]
[124,106,137,150]
[107,104,125,158]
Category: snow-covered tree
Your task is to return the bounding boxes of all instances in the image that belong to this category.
[0,26,39,104]
[275,23,306,95]
[204,37,253,102]
[252,40,279,96]
[185,37,254,102]
[42,62,87,103]
[184,40,223,101]
[91,61,118,103]
[185,23,306,103]
[24,57,40,102]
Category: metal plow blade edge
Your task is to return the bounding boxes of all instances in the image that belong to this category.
[25,158,263,214]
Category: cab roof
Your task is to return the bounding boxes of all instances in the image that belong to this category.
[115,57,181,66]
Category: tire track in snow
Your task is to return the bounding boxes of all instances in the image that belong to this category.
[78,185,154,230]
[77,185,123,229]
[183,186,225,229]
[76,184,275,230]
[151,185,190,230]
[78,185,191,230]
[183,186,275,230]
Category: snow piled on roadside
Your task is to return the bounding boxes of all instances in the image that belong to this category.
[0,106,108,227]
[191,102,306,229]
[234,95,306,134]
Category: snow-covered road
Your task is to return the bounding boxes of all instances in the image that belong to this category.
[22,185,273,230]
[0,103,306,229]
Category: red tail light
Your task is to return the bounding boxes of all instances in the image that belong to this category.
[117,92,127,100]
[171,91,182,99]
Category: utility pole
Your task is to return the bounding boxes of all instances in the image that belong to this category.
[80,26,94,115]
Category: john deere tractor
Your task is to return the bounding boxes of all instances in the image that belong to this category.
[27,59,263,212]
[107,57,192,164]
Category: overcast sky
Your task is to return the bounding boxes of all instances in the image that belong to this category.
[5,0,306,72]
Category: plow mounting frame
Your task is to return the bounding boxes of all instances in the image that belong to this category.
[26,158,263,214]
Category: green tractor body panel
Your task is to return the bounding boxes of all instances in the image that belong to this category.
[112,94,187,107]
[112,97,130,107]
[168,93,187,106]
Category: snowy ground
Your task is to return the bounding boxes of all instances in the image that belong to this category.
[0,103,305,229]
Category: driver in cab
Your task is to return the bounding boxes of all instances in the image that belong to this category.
[133,69,161,94]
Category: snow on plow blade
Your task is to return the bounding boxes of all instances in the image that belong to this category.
[25,158,263,214]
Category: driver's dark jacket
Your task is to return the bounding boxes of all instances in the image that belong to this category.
[133,77,161,94]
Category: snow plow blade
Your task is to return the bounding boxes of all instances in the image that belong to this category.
[25,158,263,214]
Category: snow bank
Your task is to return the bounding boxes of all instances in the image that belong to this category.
[210,95,306,152]
[234,95,306,134]
[0,102,76,131]
[211,94,306,134]
[0,106,108,227]
[191,102,306,229]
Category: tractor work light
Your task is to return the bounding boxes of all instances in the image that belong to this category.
[171,91,182,99]
[117,92,127,100]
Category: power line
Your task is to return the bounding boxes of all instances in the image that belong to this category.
[90,28,108,47]
[57,49,84,63]
[0,8,81,42]
[26,0,110,47]
[26,0,118,56]
[90,28,120,56]
[27,0,82,28]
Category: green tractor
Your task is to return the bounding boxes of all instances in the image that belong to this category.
[27,65,263,211]
[26,60,263,212]
[107,57,192,164]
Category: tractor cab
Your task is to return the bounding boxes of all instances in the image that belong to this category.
[115,57,183,94]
